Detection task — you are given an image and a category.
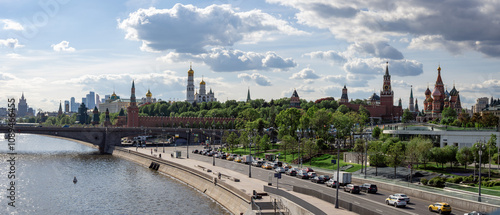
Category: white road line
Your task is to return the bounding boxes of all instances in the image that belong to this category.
[376,209,383,213]
[354,201,360,205]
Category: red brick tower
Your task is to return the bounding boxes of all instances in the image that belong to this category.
[380,62,394,116]
[127,80,139,127]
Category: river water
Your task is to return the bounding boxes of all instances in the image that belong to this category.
[0,134,230,215]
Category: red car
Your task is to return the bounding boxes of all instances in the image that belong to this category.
[303,167,314,173]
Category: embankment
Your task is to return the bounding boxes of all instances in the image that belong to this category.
[111,147,251,215]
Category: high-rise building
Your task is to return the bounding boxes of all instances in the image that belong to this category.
[17,93,28,117]
[82,98,87,106]
[64,100,70,113]
[70,97,77,112]
[95,94,101,106]
[473,97,489,113]
[86,91,95,109]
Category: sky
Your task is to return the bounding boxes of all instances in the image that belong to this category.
[1,0,500,112]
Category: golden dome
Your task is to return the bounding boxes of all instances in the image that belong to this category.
[146,89,152,97]
[188,65,194,75]
[200,79,206,85]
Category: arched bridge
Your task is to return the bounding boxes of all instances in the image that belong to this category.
[0,126,225,154]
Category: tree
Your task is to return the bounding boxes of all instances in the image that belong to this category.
[259,134,271,152]
[310,109,332,141]
[443,145,458,169]
[406,137,421,179]
[275,108,301,139]
[402,109,414,123]
[354,139,367,171]
[336,104,350,114]
[238,130,250,151]
[383,140,406,177]
[281,135,296,162]
[226,132,239,153]
[304,138,318,165]
[331,111,355,147]
[431,147,447,169]
[416,138,433,169]
[368,140,385,176]
[456,146,473,169]
[372,126,381,139]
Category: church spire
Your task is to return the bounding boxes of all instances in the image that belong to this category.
[130,80,136,104]
[246,87,251,102]
[58,100,63,116]
[385,61,389,76]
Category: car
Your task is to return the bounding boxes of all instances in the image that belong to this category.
[464,211,488,215]
[282,163,292,169]
[296,170,309,179]
[385,196,407,208]
[192,149,199,154]
[226,156,234,161]
[360,183,378,194]
[392,194,410,203]
[234,157,242,163]
[326,179,338,188]
[310,176,327,184]
[344,184,360,194]
[428,202,452,214]
[319,175,330,182]
[286,168,298,176]
[303,167,314,173]
[307,172,317,178]
[262,163,273,169]
[275,167,286,173]
[220,154,227,159]
[252,160,263,167]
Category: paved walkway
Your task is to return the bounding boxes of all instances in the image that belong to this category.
[124,146,356,215]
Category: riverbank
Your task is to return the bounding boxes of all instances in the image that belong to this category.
[114,146,357,215]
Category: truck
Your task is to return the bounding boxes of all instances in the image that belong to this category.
[332,171,352,186]
[241,155,253,164]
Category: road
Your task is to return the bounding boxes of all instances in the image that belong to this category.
[182,146,470,215]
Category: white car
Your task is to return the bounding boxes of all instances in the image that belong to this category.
[392,194,410,203]
[275,167,286,173]
[385,196,407,208]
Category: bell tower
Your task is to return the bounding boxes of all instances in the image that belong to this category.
[380,62,394,111]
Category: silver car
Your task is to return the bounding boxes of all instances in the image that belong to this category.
[392,194,410,203]
[385,196,407,208]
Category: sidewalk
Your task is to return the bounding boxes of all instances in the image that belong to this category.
[124,146,356,215]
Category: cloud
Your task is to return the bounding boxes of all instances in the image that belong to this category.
[51,41,76,52]
[118,3,305,54]
[0,72,16,81]
[290,68,320,80]
[343,58,422,77]
[408,35,472,55]
[1,19,24,31]
[325,73,371,87]
[349,41,404,59]
[0,38,23,48]
[268,0,500,57]
[238,73,272,86]
[304,50,346,64]
[159,47,296,72]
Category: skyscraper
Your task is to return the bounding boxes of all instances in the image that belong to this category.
[17,93,28,117]
[70,97,77,112]
[64,100,70,113]
[95,94,101,106]
[86,91,95,109]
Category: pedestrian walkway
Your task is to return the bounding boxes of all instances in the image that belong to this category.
[124,146,356,215]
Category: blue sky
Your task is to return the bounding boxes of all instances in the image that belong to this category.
[1,0,500,112]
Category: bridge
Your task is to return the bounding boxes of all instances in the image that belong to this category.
[0,126,224,154]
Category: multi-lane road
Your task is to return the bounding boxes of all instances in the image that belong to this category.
[187,147,471,215]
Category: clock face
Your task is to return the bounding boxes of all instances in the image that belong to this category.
[384,85,389,90]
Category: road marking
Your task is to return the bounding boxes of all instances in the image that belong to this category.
[354,201,360,205]
[376,209,383,213]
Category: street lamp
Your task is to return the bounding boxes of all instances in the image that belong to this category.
[212,130,216,166]
[297,129,302,169]
[335,139,341,209]
[478,139,486,202]
[248,129,254,178]
[365,137,369,179]
[162,129,165,153]
[186,129,190,159]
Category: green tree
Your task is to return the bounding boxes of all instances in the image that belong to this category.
[431,147,447,169]
[304,138,318,165]
[275,108,301,139]
[354,138,367,171]
[259,134,271,152]
[336,104,350,114]
[226,132,239,153]
[311,109,332,141]
[368,140,385,176]
[383,139,406,177]
[280,135,296,162]
[456,146,473,169]
[372,126,381,139]
[416,138,433,169]
[402,109,414,123]
[443,145,458,169]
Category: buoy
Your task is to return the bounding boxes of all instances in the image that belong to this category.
[73,176,78,184]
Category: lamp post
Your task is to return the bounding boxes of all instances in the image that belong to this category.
[364,137,369,179]
[335,139,341,209]
[162,129,165,153]
[249,130,252,178]
[186,129,190,159]
[213,130,216,166]
[297,129,302,169]
[478,139,486,202]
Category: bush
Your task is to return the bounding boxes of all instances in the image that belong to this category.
[428,176,446,188]
[447,176,463,184]
[420,178,428,185]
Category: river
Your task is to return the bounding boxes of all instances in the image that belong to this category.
[0,134,230,214]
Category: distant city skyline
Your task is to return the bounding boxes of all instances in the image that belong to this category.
[1,1,499,111]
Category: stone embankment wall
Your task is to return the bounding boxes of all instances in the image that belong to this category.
[112,147,250,214]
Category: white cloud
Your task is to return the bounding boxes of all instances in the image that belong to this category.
[349,41,404,59]
[0,38,23,49]
[268,0,500,57]
[290,68,320,80]
[238,73,272,86]
[51,41,76,52]
[1,19,24,31]
[304,50,346,65]
[118,3,305,54]
[159,48,296,72]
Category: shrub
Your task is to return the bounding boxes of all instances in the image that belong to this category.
[447,176,463,184]
[428,176,446,188]
[420,178,428,185]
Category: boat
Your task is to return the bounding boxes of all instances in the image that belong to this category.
[73,176,77,184]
